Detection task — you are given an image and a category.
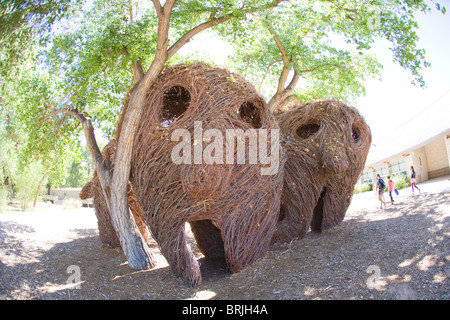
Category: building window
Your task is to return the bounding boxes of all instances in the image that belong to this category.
[362,171,373,185]
[375,166,388,178]
[389,159,407,177]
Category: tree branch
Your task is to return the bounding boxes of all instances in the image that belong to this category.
[266,25,289,66]
[284,71,300,95]
[167,0,287,60]
[269,62,346,110]
[167,13,234,60]
[265,23,298,96]
[279,94,301,110]
[298,63,346,74]
[122,46,144,83]
[142,0,178,89]
[276,66,290,94]
[151,0,162,18]
[258,59,282,91]
[162,0,177,12]
[268,71,300,111]
[40,109,106,174]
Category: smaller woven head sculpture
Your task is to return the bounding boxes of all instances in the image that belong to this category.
[273,100,371,243]
[118,63,285,286]
[80,140,151,249]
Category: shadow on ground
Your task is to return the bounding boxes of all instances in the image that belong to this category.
[0,193,448,300]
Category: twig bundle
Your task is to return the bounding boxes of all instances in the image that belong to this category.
[117,63,285,286]
[273,100,371,243]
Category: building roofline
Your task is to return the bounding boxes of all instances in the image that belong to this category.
[364,128,450,168]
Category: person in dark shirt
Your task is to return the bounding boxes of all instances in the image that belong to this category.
[375,174,386,209]
[410,166,421,195]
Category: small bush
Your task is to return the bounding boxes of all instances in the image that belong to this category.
[15,162,46,211]
[354,183,372,194]
[63,198,82,209]
[0,185,7,213]
[391,174,410,190]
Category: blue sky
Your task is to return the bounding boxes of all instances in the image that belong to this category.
[355,8,450,144]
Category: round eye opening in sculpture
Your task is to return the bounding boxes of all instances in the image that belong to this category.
[352,127,361,144]
[238,101,262,128]
[296,123,320,139]
[161,85,191,127]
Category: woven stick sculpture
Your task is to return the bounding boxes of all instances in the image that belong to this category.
[80,140,151,249]
[117,63,285,286]
[273,100,371,243]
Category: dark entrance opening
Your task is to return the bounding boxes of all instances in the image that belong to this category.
[310,188,327,232]
[238,101,262,128]
[161,85,191,126]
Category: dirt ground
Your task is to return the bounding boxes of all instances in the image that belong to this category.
[0,191,448,300]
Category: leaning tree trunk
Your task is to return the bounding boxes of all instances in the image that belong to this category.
[87,1,175,269]
[105,82,157,270]
[102,8,173,267]
[33,174,47,208]
[79,93,156,270]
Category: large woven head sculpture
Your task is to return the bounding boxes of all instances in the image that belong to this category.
[118,63,284,286]
[273,100,371,243]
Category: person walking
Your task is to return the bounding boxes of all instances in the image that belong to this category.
[387,176,395,204]
[410,166,421,195]
[375,174,386,209]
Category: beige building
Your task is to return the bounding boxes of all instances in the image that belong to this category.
[359,92,450,187]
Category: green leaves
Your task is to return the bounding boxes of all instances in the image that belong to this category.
[1,58,83,189]
[435,2,447,14]
[0,0,80,80]
[42,0,163,138]
[0,0,445,189]
[216,0,439,107]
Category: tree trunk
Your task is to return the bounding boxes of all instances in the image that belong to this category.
[47,1,175,271]
[107,85,156,269]
[268,71,300,111]
[101,0,176,268]
[33,174,47,208]
[79,100,157,270]
[108,185,155,269]
[104,60,166,269]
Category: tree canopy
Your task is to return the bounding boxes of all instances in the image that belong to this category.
[0,0,79,79]
[220,0,442,109]
[2,0,444,140]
